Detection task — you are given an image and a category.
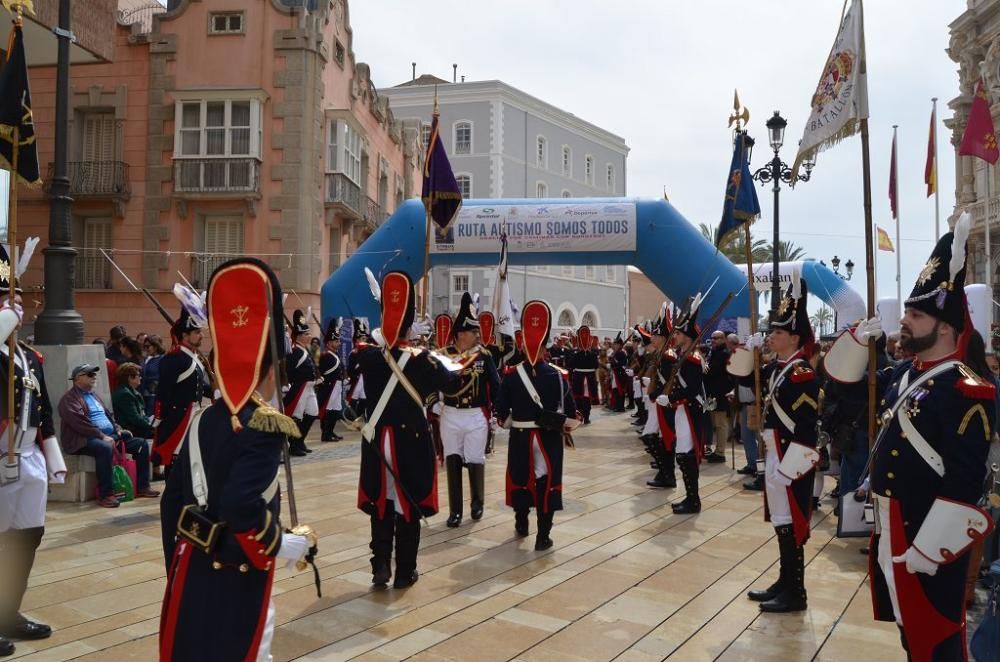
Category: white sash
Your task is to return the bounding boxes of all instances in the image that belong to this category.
[361,353,412,442]
[188,407,279,506]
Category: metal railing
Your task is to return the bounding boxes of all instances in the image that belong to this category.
[174,158,259,194]
[45,161,130,197]
[969,197,1000,230]
[325,172,362,217]
[76,249,112,289]
[365,197,390,229]
[118,2,167,34]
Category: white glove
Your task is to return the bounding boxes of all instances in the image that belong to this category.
[655,394,670,407]
[277,533,309,568]
[641,377,650,388]
[1,300,23,321]
[410,316,432,337]
[625,369,634,377]
[281,384,290,395]
[854,316,883,344]
[893,546,939,576]
[431,401,444,416]
[744,333,766,351]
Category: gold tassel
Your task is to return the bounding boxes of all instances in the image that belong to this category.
[247,402,301,438]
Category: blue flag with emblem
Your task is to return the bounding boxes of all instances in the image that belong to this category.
[0,20,40,186]
[716,131,759,248]
[421,106,462,231]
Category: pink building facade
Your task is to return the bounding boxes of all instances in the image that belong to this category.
[13,0,421,341]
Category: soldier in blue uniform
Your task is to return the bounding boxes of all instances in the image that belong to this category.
[159,257,317,662]
[608,333,628,412]
[651,299,707,513]
[284,310,319,456]
[439,293,501,528]
[567,325,599,425]
[495,300,579,550]
[152,308,211,470]
[317,318,345,442]
[356,272,461,588]
[729,279,820,613]
[824,214,994,660]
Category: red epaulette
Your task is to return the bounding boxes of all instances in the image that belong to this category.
[790,365,816,383]
[956,373,997,401]
[503,366,517,376]
[685,353,702,366]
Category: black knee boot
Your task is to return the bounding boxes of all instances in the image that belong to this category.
[445,455,464,528]
[298,414,316,450]
[514,509,530,536]
[748,524,791,602]
[467,463,485,520]
[534,475,554,550]
[393,515,421,589]
[369,511,395,587]
[0,528,49,640]
[647,443,676,489]
[671,453,701,514]
[320,414,334,442]
[328,411,343,440]
[760,525,807,612]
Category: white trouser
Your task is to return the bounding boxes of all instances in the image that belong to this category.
[813,470,825,498]
[531,436,548,479]
[382,429,403,516]
[351,376,366,401]
[0,440,47,531]
[874,495,903,624]
[763,431,792,526]
[440,406,488,464]
[291,381,319,419]
[674,404,695,454]
[255,600,276,662]
[641,397,660,436]
[581,378,590,399]
[324,381,343,412]
[632,378,642,399]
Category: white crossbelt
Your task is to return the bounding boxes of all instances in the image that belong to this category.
[188,408,280,507]
[361,352,412,443]
[764,359,803,434]
[574,369,596,373]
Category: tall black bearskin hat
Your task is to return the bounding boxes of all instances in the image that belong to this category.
[206,257,286,419]
[905,212,970,332]
[613,330,623,346]
[673,296,701,340]
[352,317,369,342]
[291,309,310,337]
[171,307,201,340]
[324,317,343,343]
[452,292,480,336]
[0,238,37,296]
[770,278,815,352]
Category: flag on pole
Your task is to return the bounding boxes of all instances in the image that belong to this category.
[959,79,999,165]
[877,226,894,252]
[0,20,40,185]
[716,132,761,248]
[491,233,516,337]
[924,106,937,196]
[421,97,462,231]
[889,130,898,220]
[791,0,869,180]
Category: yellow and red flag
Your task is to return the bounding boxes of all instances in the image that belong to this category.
[924,106,937,197]
[877,226,894,252]
[959,79,999,164]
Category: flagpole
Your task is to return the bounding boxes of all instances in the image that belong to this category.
[932,97,941,241]
[5,125,18,473]
[893,125,902,315]
[861,117,878,448]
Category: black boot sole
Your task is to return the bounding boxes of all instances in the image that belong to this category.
[534,537,553,551]
[446,515,462,528]
[759,599,808,613]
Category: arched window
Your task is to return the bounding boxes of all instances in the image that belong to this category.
[454,121,472,154]
[582,310,598,327]
[561,189,571,198]
[557,309,576,327]
[536,182,547,198]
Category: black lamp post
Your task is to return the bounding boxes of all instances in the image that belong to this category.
[751,111,815,321]
[34,0,83,344]
[829,255,854,330]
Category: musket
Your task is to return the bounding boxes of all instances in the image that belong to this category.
[264,286,300,527]
[659,291,737,397]
[290,289,323,329]
[102,249,175,326]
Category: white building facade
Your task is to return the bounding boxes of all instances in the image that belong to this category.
[380,75,631,338]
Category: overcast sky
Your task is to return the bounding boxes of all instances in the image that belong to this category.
[348,0,966,306]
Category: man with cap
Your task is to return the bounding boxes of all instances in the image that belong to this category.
[0,241,62,654]
[284,310,319,456]
[438,293,501,528]
[159,257,318,662]
[356,272,462,588]
[651,299,707,511]
[824,213,995,659]
[608,333,628,412]
[496,300,578,550]
[728,279,819,613]
[567,325,599,425]
[152,307,210,469]
[317,318,345,442]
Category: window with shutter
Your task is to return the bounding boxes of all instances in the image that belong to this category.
[78,217,113,289]
[197,216,244,286]
[81,113,115,194]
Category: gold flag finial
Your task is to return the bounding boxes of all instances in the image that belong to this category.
[433,85,439,116]
[663,186,669,202]
[728,89,750,131]
[1,0,35,22]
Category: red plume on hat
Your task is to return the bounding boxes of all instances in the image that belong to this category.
[380,271,415,348]
[479,311,496,345]
[434,313,453,347]
[577,325,593,350]
[520,300,551,365]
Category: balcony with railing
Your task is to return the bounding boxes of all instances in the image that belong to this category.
[969,197,1000,232]
[325,173,362,218]
[174,158,260,195]
[364,197,389,231]
[45,161,131,198]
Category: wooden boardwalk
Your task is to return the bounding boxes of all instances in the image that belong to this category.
[9,409,906,661]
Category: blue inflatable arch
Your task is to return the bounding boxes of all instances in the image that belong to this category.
[321,198,863,331]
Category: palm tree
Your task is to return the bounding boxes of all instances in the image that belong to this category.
[811,305,834,337]
[699,223,769,265]
[762,239,807,262]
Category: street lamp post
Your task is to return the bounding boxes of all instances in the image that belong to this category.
[829,254,854,330]
[751,111,814,321]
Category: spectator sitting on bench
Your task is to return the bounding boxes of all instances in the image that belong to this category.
[112,362,155,440]
[57,363,160,508]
